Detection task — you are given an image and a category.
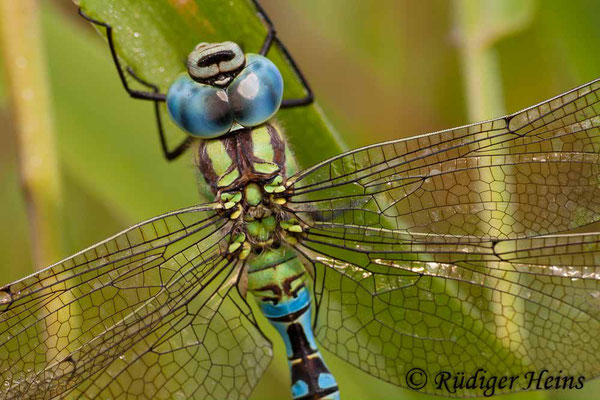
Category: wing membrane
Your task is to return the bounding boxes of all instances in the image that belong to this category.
[0,204,272,399]
[288,78,600,238]
[286,78,600,396]
[294,225,600,396]
[73,259,271,400]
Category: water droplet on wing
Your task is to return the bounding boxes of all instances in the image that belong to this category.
[0,290,12,304]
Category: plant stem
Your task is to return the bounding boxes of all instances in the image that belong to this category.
[452,0,506,120]
[452,0,535,121]
[0,0,63,270]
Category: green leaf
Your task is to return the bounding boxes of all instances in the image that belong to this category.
[44,4,197,223]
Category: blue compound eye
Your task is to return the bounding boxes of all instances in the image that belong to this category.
[227,54,283,127]
[166,74,234,138]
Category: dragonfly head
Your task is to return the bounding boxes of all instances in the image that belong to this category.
[166,42,284,139]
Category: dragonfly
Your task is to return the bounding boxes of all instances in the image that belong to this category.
[1,1,600,399]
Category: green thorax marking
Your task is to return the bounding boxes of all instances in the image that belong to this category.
[251,126,277,174]
[196,122,298,194]
[246,215,276,242]
[244,183,263,206]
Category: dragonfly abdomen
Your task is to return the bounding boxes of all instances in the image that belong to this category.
[247,247,340,400]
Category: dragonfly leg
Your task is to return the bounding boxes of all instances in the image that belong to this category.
[250,0,314,108]
[77,8,166,102]
[125,68,192,161]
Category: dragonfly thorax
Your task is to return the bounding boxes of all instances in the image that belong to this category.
[196,123,297,194]
[223,184,305,259]
[198,123,303,258]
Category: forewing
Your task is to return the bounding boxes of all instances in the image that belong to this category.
[0,204,271,399]
[288,78,600,238]
[294,226,600,396]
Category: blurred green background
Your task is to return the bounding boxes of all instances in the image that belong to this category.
[1,0,600,399]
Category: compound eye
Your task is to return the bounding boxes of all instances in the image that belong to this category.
[166,75,234,138]
[227,54,283,127]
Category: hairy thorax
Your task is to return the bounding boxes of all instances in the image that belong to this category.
[195,122,306,259]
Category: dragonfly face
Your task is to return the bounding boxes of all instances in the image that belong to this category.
[186,42,246,87]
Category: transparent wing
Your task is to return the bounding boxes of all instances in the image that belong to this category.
[0,204,272,400]
[294,226,600,396]
[284,78,600,396]
[288,78,600,238]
